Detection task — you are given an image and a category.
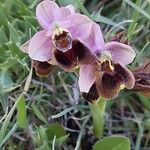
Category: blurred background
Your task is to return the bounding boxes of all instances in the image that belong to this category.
[0,0,149,149]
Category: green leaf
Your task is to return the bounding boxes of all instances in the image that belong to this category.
[58,0,74,6]
[91,11,116,26]
[0,69,14,90]
[47,123,66,141]
[93,136,130,150]
[17,95,28,128]
[0,123,18,148]
[35,142,50,150]
[32,104,48,124]
[4,0,14,15]
[51,106,76,119]
[132,42,149,67]
[124,0,150,20]
[36,126,50,150]
[138,93,150,111]
[0,5,8,28]
[29,0,41,9]
[0,26,8,45]
[8,22,20,44]
[75,0,91,18]
[0,93,8,113]
[56,134,69,145]
[0,84,21,94]
[23,16,39,29]
[0,47,9,63]
[0,93,25,143]
[6,42,23,58]
[38,126,49,142]
[0,56,18,70]
[127,0,141,41]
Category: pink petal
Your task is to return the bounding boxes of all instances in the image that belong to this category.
[104,41,136,65]
[60,5,75,18]
[67,13,92,40]
[20,40,30,53]
[85,22,105,54]
[78,64,96,93]
[28,30,53,61]
[36,0,61,30]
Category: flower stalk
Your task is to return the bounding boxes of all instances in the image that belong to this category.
[89,97,106,138]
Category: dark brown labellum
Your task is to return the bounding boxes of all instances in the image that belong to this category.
[96,63,135,99]
[54,39,96,71]
[33,60,54,77]
[82,83,99,103]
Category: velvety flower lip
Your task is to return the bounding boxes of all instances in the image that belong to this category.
[53,39,96,71]
[32,60,55,77]
[96,63,135,99]
[82,83,99,102]
[20,0,93,62]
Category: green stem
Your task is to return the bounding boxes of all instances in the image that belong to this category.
[89,97,106,138]
[135,126,143,150]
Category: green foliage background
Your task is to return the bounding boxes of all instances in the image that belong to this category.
[0,0,149,149]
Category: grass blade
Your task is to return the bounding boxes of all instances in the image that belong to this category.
[0,93,25,142]
[127,0,141,41]
[124,0,150,20]
[0,123,18,148]
[17,96,28,128]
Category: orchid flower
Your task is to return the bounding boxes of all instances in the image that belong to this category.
[20,0,94,74]
[79,23,136,100]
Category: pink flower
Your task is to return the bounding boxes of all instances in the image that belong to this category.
[20,0,92,62]
[79,23,136,99]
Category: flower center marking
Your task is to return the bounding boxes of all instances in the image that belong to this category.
[98,51,114,72]
[120,84,125,90]
[52,22,72,52]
